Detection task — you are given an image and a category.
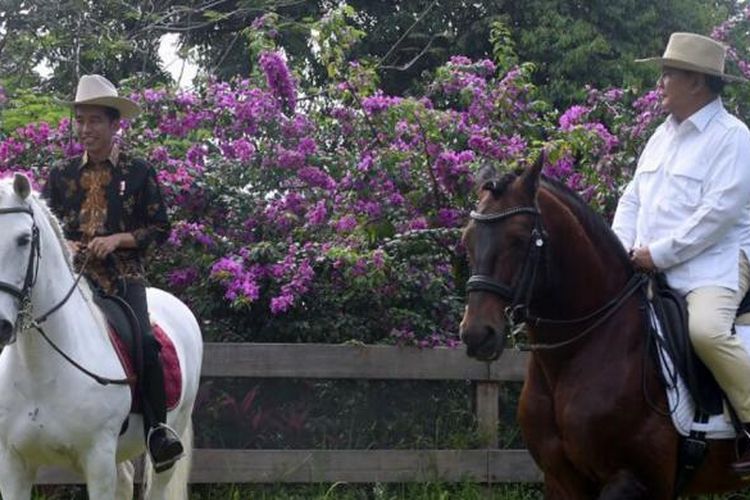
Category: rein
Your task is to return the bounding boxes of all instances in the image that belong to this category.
[0,205,133,386]
[517,273,647,351]
[466,204,648,351]
[32,252,134,386]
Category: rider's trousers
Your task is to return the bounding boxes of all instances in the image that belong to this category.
[687,251,750,422]
[116,280,167,434]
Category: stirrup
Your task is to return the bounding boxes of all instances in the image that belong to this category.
[147,423,184,473]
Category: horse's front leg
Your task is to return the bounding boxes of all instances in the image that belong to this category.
[115,459,135,500]
[520,362,595,500]
[0,446,35,500]
[82,439,120,499]
[597,470,649,499]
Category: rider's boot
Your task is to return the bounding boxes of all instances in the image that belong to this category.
[143,342,183,473]
[731,424,750,474]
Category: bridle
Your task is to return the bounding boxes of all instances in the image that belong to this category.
[465,205,546,327]
[0,206,40,335]
[465,203,647,351]
[0,204,132,385]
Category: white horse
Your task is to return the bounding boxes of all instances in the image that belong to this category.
[0,173,203,499]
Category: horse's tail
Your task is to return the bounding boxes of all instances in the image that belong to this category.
[142,419,193,500]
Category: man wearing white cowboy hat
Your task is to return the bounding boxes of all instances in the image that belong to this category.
[613,32,750,472]
[42,74,184,472]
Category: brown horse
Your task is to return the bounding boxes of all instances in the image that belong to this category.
[459,159,750,499]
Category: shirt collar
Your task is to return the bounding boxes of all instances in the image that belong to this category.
[667,97,723,133]
[80,143,120,169]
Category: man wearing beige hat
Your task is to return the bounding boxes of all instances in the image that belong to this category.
[42,74,184,472]
[612,32,750,472]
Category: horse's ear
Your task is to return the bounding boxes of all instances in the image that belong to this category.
[475,162,498,195]
[13,173,31,200]
[519,154,544,195]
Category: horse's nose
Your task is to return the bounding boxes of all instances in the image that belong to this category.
[0,319,15,345]
[460,319,503,360]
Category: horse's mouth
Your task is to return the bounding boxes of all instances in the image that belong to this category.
[465,332,502,361]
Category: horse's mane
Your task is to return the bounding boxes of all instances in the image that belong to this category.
[539,176,632,271]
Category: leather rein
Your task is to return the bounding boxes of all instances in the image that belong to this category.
[0,205,133,386]
[466,204,647,351]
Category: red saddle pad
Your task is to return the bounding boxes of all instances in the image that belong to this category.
[108,324,182,412]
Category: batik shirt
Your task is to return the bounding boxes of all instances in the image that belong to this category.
[42,146,170,294]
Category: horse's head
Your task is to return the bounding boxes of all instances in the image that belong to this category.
[0,174,39,346]
[460,158,545,360]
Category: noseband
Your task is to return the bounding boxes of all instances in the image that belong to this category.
[0,206,40,309]
[465,205,546,325]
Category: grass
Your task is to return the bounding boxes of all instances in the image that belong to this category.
[33,482,750,499]
[33,482,543,499]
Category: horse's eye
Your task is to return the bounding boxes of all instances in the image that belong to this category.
[17,234,30,246]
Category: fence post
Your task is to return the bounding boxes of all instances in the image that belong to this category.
[475,381,499,448]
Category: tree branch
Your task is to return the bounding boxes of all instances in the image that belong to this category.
[380,35,437,72]
[378,0,437,67]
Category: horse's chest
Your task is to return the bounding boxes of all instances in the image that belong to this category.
[0,401,80,463]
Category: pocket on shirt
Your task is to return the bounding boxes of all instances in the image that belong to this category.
[668,173,702,208]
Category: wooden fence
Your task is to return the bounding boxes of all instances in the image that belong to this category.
[38,343,540,484]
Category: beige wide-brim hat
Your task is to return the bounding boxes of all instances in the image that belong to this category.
[60,74,142,119]
[636,32,746,83]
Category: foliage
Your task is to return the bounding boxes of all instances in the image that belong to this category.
[0,0,174,94]
[193,379,484,450]
[508,0,734,105]
[0,10,668,347]
[176,0,735,104]
[0,90,68,134]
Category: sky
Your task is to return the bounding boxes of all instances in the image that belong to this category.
[33,33,199,89]
[158,33,199,88]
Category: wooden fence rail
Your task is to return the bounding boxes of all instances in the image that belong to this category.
[38,343,540,484]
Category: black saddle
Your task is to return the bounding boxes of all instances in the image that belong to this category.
[650,273,750,416]
[92,291,143,373]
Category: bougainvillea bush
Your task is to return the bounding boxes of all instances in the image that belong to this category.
[0,16,672,347]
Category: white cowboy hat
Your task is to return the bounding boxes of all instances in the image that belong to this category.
[61,74,142,119]
[636,32,746,83]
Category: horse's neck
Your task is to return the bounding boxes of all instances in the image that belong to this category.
[537,189,630,317]
[14,223,107,377]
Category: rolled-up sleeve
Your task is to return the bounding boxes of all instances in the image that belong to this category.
[612,177,639,251]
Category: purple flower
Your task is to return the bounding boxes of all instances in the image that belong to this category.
[210,257,243,279]
[150,146,170,163]
[362,92,402,114]
[297,166,336,189]
[307,201,328,225]
[232,139,255,162]
[437,208,463,228]
[168,267,199,288]
[334,215,358,233]
[559,105,589,131]
[270,293,294,314]
[259,51,297,111]
[543,155,575,180]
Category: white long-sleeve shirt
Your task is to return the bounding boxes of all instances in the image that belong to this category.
[612,98,750,294]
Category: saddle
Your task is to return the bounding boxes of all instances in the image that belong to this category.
[648,274,750,494]
[648,274,723,415]
[93,292,182,413]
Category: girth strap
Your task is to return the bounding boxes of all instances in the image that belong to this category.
[673,410,709,498]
